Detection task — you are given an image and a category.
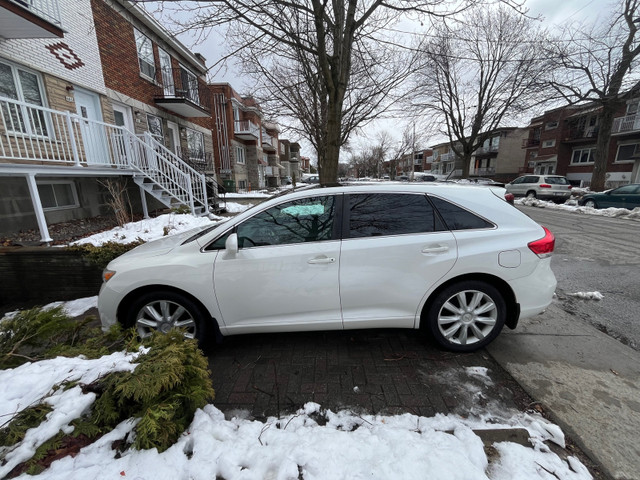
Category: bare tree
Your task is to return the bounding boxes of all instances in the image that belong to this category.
[413,5,551,178]
[154,0,528,185]
[546,0,640,191]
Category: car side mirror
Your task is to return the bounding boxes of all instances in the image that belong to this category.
[225,233,238,255]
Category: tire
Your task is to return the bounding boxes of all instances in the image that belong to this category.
[426,281,506,352]
[127,290,209,347]
[584,199,598,209]
[526,190,537,199]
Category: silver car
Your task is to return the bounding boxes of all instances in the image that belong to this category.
[506,175,572,202]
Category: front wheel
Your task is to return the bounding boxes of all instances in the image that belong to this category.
[126,290,208,347]
[584,199,598,208]
[425,281,506,352]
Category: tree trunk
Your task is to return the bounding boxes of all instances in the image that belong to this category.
[590,105,616,191]
[319,103,342,185]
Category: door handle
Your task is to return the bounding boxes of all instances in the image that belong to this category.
[421,245,449,254]
[308,256,336,264]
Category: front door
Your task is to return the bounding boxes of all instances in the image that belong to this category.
[112,103,135,166]
[74,88,109,165]
[166,121,181,157]
[213,194,342,333]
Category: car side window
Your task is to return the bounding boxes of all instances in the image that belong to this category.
[510,177,524,184]
[523,176,539,183]
[429,196,494,230]
[544,177,569,185]
[236,195,336,248]
[347,193,443,238]
[612,185,637,194]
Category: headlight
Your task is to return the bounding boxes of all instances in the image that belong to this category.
[102,269,116,282]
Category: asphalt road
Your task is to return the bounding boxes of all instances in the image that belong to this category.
[516,204,640,351]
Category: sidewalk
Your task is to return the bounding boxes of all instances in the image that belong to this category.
[487,300,640,480]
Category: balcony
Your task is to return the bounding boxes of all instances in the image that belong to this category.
[0,0,63,38]
[440,152,455,162]
[234,120,260,140]
[475,145,499,155]
[262,130,276,152]
[564,125,599,142]
[154,67,211,118]
[612,114,640,135]
[471,167,496,176]
[522,138,541,148]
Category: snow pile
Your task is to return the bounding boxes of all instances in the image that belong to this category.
[515,197,640,221]
[568,291,605,301]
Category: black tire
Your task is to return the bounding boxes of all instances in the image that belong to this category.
[126,290,209,348]
[425,281,506,352]
[584,199,598,209]
[526,190,537,199]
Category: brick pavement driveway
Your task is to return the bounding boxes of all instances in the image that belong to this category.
[207,328,533,421]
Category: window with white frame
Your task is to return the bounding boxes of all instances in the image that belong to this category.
[37,181,78,210]
[179,66,199,104]
[235,145,246,164]
[134,29,156,79]
[571,147,596,164]
[543,139,556,148]
[545,121,558,130]
[158,48,174,96]
[627,101,639,116]
[615,143,640,163]
[0,59,48,136]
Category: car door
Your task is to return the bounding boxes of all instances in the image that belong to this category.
[507,176,525,195]
[212,194,343,333]
[606,184,640,209]
[339,193,457,329]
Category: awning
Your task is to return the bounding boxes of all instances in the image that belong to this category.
[532,154,557,164]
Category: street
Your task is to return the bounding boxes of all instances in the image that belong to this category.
[517,205,640,351]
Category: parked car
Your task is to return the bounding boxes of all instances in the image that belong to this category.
[98,184,556,353]
[302,175,319,184]
[282,176,293,185]
[578,184,640,209]
[470,178,506,188]
[506,175,572,202]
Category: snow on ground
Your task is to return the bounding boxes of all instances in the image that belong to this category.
[568,292,605,301]
[0,351,592,480]
[515,197,640,221]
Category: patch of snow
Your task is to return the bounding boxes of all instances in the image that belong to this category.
[568,292,604,301]
[515,197,640,221]
[223,202,254,214]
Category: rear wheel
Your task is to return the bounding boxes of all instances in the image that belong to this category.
[426,281,506,352]
[126,290,208,347]
[584,199,598,208]
[526,190,537,199]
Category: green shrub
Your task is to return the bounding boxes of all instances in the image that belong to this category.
[69,240,145,270]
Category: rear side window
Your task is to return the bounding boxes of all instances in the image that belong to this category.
[544,177,570,185]
[429,196,494,231]
[523,176,540,183]
[347,193,442,238]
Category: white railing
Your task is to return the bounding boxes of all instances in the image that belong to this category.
[612,114,640,134]
[0,96,207,213]
[262,130,273,148]
[440,152,455,162]
[234,120,260,138]
[9,0,62,27]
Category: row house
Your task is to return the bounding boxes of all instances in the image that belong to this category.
[0,0,221,242]
[468,127,528,182]
[396,149,433,177]
[429,142,460,177]
[522,98,640,187]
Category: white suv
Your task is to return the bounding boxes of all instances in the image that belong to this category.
[98,184,556,352]
[506,175,572,202]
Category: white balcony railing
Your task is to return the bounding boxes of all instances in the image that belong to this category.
[612,114,640,134]
[10,0,62,27]
[262,130,273,147]
[475,144,499,155]
[0,96,207,212]
[440,152,455,162]
[234,120,260,138]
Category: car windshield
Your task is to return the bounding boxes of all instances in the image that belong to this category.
[544,177,570,185]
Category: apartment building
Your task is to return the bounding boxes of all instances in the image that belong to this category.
[429,142,461,177]
[0,0,220,243]
[469,128,528,182]
[522,99,640,187]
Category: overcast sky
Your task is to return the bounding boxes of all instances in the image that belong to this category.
[147,0,616,163]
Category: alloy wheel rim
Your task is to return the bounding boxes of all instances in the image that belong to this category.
[437,290,498,346]
[135,300,197,339]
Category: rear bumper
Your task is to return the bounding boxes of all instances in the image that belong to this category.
[508,258,557,321]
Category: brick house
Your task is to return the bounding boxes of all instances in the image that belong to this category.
[396,149,433,178]
[522,100,640,187]
[0,0,220,243]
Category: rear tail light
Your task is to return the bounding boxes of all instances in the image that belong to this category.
[539,184,552,188]
[568,185,572,189]
[505,193,515,205]
[528,227,555,258]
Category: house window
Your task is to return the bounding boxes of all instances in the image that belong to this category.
[545,121,558,130]
[615,143,639,163]
[186,128,205,163]
[0,60,48,136]
[238,180,247,190]
[627,101,639,116]
[158,48,174,96]
[280,143,285,154]
[37,181,78,210]
[235,145,246,164]
[146,114,163,141]
[571,147,596,164]
[134,29,156,79]
[543,139,556,148]
[179,66,199,104]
